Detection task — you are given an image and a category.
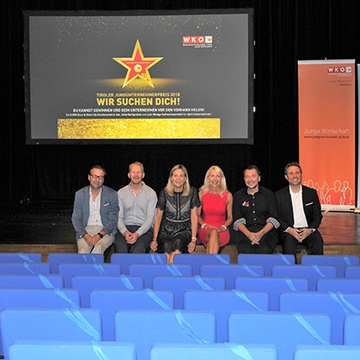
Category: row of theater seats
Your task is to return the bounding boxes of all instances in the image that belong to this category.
[2,271,360,308]
[2,306,360,359]
[1,286,360,343]
[0,252,359,275]
[0,252,360,360]
[6,341,360,360]
[0,253,360,278]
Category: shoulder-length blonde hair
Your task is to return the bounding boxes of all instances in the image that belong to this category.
[165,164,191,196]
[199,165,227,195]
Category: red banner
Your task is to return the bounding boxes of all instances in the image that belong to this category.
[298,60,355,210]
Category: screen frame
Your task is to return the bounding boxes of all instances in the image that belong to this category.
[24,8,254,145]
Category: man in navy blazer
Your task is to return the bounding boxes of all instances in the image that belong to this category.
[72,165,119,254]
[275,162,323,261]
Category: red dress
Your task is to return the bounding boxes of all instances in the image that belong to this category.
[198,191,230,247]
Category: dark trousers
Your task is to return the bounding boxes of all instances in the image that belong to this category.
[234,229,278,254]
[279,230,324,259]
[115,225,153,253]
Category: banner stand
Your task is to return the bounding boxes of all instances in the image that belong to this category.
[298,59,356,212]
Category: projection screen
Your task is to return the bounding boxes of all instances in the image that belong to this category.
[24,9,254,144]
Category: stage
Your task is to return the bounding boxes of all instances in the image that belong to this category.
[1,201,360,263]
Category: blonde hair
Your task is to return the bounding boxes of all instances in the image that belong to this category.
[128,161,144,173]
[165,164,190,196]
[199,165,227,195]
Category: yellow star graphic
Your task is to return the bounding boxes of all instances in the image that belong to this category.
[113,40,163,88]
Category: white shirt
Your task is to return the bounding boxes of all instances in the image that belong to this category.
[290,185,308,228]
[87,188,103,227]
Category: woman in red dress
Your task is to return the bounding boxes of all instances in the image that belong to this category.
[198,165,233,254]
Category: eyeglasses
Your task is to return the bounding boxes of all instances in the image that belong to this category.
[89,173,104,180]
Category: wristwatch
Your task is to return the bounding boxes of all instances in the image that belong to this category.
[97,232,104,238]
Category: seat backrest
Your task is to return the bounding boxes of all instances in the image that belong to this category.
[0,263,50,275]
[237,254,295,276]
[344,266,360,278]
[9,340,136,360]
[294,344,360,360]
[200,264,264,289]
[280,291,360,344]
[110,253,167,275]
[343,314,360,345]
[173,254,230,275]
[115,309,216,360]
[0,308,102,358]
[47,253,104,273]
[0,288,80,356]
[0,274,63,289]
[58,263,121,287]
[90,289,174,341]
[317,278,360,292]
[150,343,277,360]
[0,288,80,312]
[229,312,331,360]
[301,255,359,277]
[235,276,308,310]
[272,265,336,290]
[184,290,269,342]
[153,276,225,308]
[72,275,143,307]
[0,253,42,263]
[128,264,192,288]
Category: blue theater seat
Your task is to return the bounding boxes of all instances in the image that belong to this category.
[72,275,143,307]
[150,343,277,360]
[184,290,269,342]
[301,255,359,277]
[0,263,50,275]
[9,340,135,360]
[58,263,121,287]
[153,275,225,308]
[344,314,360,345]
[128,264,192,288]
[200,264,264,289]
[0,288,80,356]
[110,253,167,275]
[235,276,308,310]
[0,288,80,311]
[173,254,230,275]
[280,291,360,344]
[0,253,42,263]
[90,289,174,341]
[47,253,104,273]
[272,264,336,290]
[0,308,102,358]
[229,312,331,360]
[294,344,360,360]
[345,266,360,278]
[0,274,63,289]
[115,309,216,360]
[237,253,295,276]
[317,278,360,292]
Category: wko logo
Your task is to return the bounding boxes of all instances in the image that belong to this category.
[327,66,352,74]
[182,36,213,47]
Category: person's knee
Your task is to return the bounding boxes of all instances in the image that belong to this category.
[115,240,128,253]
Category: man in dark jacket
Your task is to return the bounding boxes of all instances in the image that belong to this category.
[232,165,280,254]
[275,162,323,260]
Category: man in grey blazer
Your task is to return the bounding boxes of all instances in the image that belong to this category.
[275,162,323,261]
[72,165,119,254]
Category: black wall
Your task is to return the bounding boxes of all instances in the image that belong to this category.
[2,0,359,204]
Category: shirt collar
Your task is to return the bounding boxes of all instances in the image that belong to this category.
[289,184,302,195]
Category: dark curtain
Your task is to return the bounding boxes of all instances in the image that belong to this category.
[2,0,359,204]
